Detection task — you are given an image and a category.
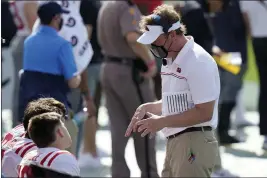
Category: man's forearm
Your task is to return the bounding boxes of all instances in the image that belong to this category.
[144,100,162,116]
[160,107,212,128]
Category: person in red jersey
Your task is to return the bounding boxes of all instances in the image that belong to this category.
[18,112,79,177]
[1,98,67,177]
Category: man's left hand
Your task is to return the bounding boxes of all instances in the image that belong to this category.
[136,112,163,138]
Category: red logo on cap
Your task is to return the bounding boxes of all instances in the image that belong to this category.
[177,67,181,73]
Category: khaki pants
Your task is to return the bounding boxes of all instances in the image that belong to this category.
[65,119,78,155]
[162,130,219,177]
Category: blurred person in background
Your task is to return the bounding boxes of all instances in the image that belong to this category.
[19,2,81,155]
[77,0,106,168]
[204,0,250,144]
[9,1,38,126]
[98,1,158,177]
[1,1,17,136]
[240,0,267,151]
[178,1,241,176]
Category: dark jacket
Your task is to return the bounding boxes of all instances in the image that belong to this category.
[180,1,214,54]
[1,2,17,48]
[211,0,247,63]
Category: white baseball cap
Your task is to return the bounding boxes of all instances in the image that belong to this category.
[137,20,181,45]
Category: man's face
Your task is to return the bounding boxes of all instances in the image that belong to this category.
[56,120,72,150]
[207,0,223,13]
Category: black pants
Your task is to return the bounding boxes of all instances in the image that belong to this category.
[252,37,267,136]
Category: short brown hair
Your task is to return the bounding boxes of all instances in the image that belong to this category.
[28,112,62,148]
[23,98,67,136]
[139,4,186,35]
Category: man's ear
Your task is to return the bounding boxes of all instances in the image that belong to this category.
[56,128,64,138]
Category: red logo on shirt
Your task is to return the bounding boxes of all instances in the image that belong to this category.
[177,67,181,73]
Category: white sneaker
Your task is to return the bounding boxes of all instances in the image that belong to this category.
[211,168,239,177]
[78,153,102,168]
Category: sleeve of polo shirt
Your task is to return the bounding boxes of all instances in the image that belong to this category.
[58,42,78,80]
[119,5,141,36]
[187,59,220,104]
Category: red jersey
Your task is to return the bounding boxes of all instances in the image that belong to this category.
[2,124,26,160]
[2,137,37,177]
[19,147,80,177]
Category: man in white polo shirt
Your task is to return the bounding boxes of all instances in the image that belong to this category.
[125,4,220,177]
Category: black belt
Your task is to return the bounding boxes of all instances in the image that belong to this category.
[104,56,134,66]
[166,126,212,140]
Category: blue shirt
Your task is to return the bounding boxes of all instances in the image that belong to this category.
[19,25,77,120]
[23,25,77,79]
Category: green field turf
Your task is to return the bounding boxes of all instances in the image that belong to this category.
[244,40,259,83]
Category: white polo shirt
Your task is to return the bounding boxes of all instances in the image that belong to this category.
[160,37,220,137]
[240,1,267,37]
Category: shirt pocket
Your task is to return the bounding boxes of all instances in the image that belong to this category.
[162,91,194,116]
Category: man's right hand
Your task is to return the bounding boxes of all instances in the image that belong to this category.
[125,104,148,137]
[212,46,224,57]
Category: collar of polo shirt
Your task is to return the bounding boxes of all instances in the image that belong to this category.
[137,21,181,45]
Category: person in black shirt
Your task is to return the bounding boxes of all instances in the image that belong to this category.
[178,1,240,177]
[2,1,17,87]
[1,1,17,137]
[1,2,17,49]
